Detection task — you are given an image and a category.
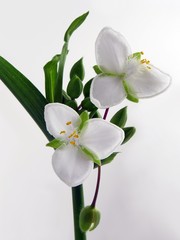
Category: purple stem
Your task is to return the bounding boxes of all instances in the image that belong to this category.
[91,108,109,208]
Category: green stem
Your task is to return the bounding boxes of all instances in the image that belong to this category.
[72,185,86,240]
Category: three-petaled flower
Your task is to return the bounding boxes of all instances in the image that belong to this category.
[90,27,171,108]
[45,103,124,187]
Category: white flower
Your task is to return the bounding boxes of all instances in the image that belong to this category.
[90,27,171,109]
[44,103,124,187]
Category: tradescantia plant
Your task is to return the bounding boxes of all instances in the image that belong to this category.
[0,12,171,240]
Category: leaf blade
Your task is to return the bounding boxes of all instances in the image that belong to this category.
[0,56,53,141]
[64,12,89,42]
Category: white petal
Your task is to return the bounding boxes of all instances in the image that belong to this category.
[44,103,80,138]
[90,75,126,108]
[52,145,93,187]
[96,27,131,74]
[126,65,171,98]
[79,119,124,159]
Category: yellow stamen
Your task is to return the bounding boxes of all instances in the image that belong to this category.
[147,66,151,70]
[141,59,146,64]
[70,141,76,145]
[66,121,72,125]
[141,51,144,55]
[68,131,76,138]
[74,134,79,138]
[141,59,150,65]
[60,130,66,134]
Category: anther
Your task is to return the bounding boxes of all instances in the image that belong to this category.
[68,131,76,138]
[70,141,76,145]
[147,66,151,70]
[74,134,79,138]
[60,130,66,134]
[141,51,144,55]
[66,121,72,125]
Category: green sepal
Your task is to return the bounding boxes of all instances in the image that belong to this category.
[79,205,101,232]
[81,97,97,111]
[131,52,142,60]
[64,12,89,42]
[44,54,60,103]
[122,127,136,144]
[94,152,119,168]
[65,100,78,111]
[83,78,93,98]
[110,106,127,128]
[80,146,101,166]
[79,111,89,131]
[93,65,103,74]
[46,138,65,149]
[123,80,139,103]
[67,75,83,99]
[70,58,85,81]
[0,56,53,141]
[89,109,101,119]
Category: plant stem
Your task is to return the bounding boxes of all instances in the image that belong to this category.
[72,185,86,240]
[91,166,101,207]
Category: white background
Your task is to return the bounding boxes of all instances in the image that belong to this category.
[0,0,180,239]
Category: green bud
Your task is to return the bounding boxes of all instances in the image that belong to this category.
[122,127,136,144]
[79,206,101,232]
[81,97,97,111]
[110,106,127,128]
[89,109,102,119]
[46,138,65,149]
[67,75,83,99]
[65,100,78,111]
[70,58,85,81]
[83,78,93,98]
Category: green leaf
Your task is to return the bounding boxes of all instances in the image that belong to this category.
[80,146,101,166]
[110,106,127,128]
[93,65,103,74]
[55,42,68,102]
[83,78,93,98]
[94,152,119,168]
[79,206,101,232]
[79,111,89,131]
[122,127,136,144]
[70,58,85,81]
[44,54,60,103]
[67,75,83,99]
[64,12,89,42]
[123,80,139,103]
[0,56,53,141]
[81,97,97,111]
[46,138,65,149]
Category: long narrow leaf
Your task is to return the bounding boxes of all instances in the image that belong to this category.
[0,56,53,141]
[55,12,89,103]
[64,12,89,42]
[44,54,60,103]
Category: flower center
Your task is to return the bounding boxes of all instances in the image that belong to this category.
[59,121,79,146]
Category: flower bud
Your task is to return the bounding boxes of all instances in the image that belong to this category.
[79,205,101,232]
